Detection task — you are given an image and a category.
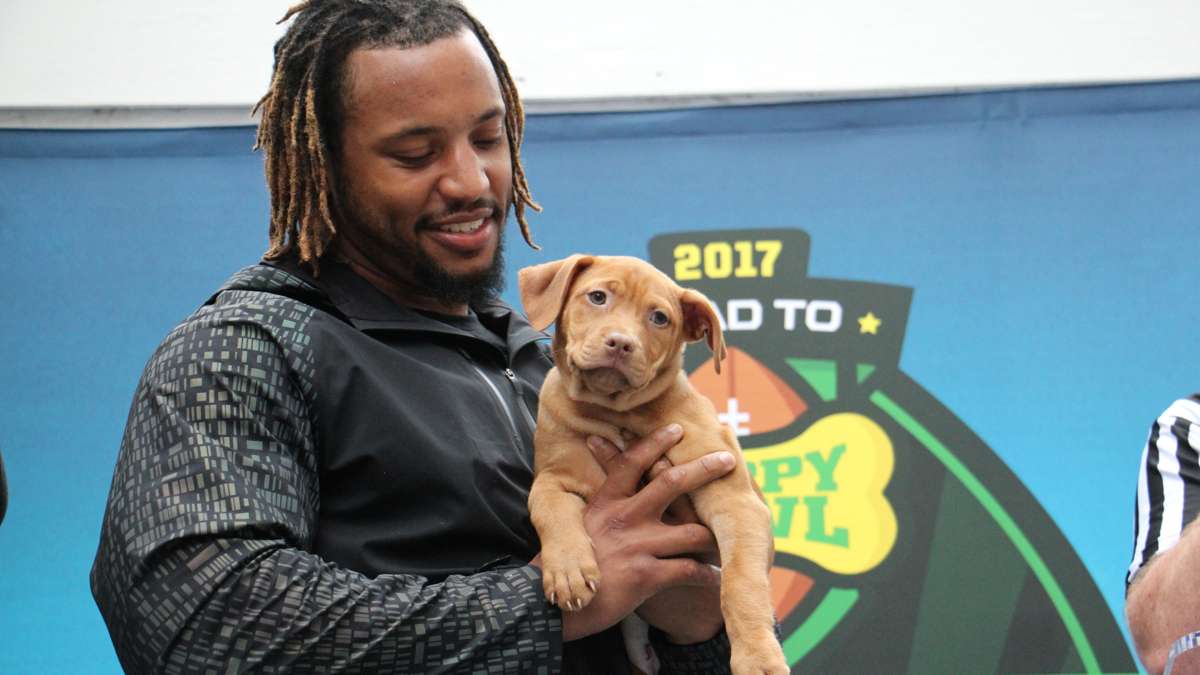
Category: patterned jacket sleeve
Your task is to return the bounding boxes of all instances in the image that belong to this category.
[90,298,562,674]
[1128,394,1200,587]
[652,630,734,673]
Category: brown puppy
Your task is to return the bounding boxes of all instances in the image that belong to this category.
[520,255,788,675]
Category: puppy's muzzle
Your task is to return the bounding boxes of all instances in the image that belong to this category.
[572,331,645,395]
[604,331,636,358]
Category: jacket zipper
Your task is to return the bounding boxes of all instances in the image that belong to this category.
[460,349,526,453]
[503,366,539,438]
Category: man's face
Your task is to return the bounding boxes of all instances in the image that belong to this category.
[335,29,513,305]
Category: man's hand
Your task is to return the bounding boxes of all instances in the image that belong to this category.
[531,424,734,641]
[1128,516,1200,674]
[637,452,726,644]
[576,426,732,644]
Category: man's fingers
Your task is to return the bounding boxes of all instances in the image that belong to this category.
[647,523,718,558]
[663,493,700,525]
[647,457,704,523]
[585,435,622,469]
[647,557,722,591]
[647,458,672,480]
[622,424,683,469]
[634,451,736,517]
[590,425,683,499]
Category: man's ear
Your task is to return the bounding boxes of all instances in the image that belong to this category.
[518,255,595,331]
[679,288,726,374]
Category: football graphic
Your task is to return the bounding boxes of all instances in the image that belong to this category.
[651,229,1135,674]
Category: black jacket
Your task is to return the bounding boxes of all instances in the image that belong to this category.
[91,259,731,673]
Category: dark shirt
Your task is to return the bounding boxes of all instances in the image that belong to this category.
[90,258,732,673]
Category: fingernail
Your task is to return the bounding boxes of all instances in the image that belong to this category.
[587,436,605,450]
[714,451,735,468]
[662,423,682,439]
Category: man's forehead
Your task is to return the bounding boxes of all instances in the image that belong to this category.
[341,29,503,121]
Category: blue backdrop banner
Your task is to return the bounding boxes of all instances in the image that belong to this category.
[1,79,1198,672]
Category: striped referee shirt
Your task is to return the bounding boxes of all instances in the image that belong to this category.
[1128,394,1200,586]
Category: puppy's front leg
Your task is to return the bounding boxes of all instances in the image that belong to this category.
[529,467,601,612]
[694,480,790,675]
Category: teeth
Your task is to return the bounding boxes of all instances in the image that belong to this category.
[439,219,484,234]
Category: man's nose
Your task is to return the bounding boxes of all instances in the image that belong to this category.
[604,332,637,357]
[438,141,489,201]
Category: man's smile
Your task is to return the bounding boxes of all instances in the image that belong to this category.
[422,207,498,255]
[437,218,484,234]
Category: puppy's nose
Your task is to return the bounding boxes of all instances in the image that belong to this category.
[604,332,636,356]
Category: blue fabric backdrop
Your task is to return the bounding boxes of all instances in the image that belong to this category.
[1,79,1197,671]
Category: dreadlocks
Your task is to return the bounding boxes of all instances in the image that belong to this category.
[253,0,540,273]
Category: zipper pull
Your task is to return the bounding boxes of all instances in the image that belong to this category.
[503,368,516,380]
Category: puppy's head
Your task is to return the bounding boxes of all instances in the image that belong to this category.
[519,255,725,402]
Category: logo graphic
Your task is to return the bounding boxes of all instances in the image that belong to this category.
[649,229,1135,674]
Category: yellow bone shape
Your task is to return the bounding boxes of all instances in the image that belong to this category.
[746,412,897,575]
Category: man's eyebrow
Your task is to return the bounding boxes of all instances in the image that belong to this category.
[380,108,505,144]
[383,126,438,141]
[476,108,504,125]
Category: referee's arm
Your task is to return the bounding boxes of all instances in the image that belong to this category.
[1126,395,1200,675]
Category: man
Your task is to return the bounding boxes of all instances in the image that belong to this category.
[1126,393,1200,674]
[90,1,736,672]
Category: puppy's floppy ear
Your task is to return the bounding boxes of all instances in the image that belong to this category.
[680,288,726,374]
[518,255,595,331]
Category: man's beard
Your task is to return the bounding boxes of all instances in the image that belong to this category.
[409,225,506,307]
[339,191,508,307]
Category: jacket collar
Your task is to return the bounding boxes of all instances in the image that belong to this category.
[216,256,547,352]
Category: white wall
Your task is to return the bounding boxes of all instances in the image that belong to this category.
[2,0,1198,126]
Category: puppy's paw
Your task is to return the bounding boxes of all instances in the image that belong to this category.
[730,635,789,675]
[540,548,600,612]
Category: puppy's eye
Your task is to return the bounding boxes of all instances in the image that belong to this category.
[649,309,670,327]
[587,290,608,306]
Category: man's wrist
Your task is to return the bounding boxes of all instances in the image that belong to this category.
[661,620,725,645]
[648,625,733,673]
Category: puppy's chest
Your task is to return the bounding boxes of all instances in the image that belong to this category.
[557,403,660,451]
[538,370,672,448]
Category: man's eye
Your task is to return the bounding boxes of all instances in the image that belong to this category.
[649,310,670,327]
[391,152,434,166]
[587,290,607,306]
